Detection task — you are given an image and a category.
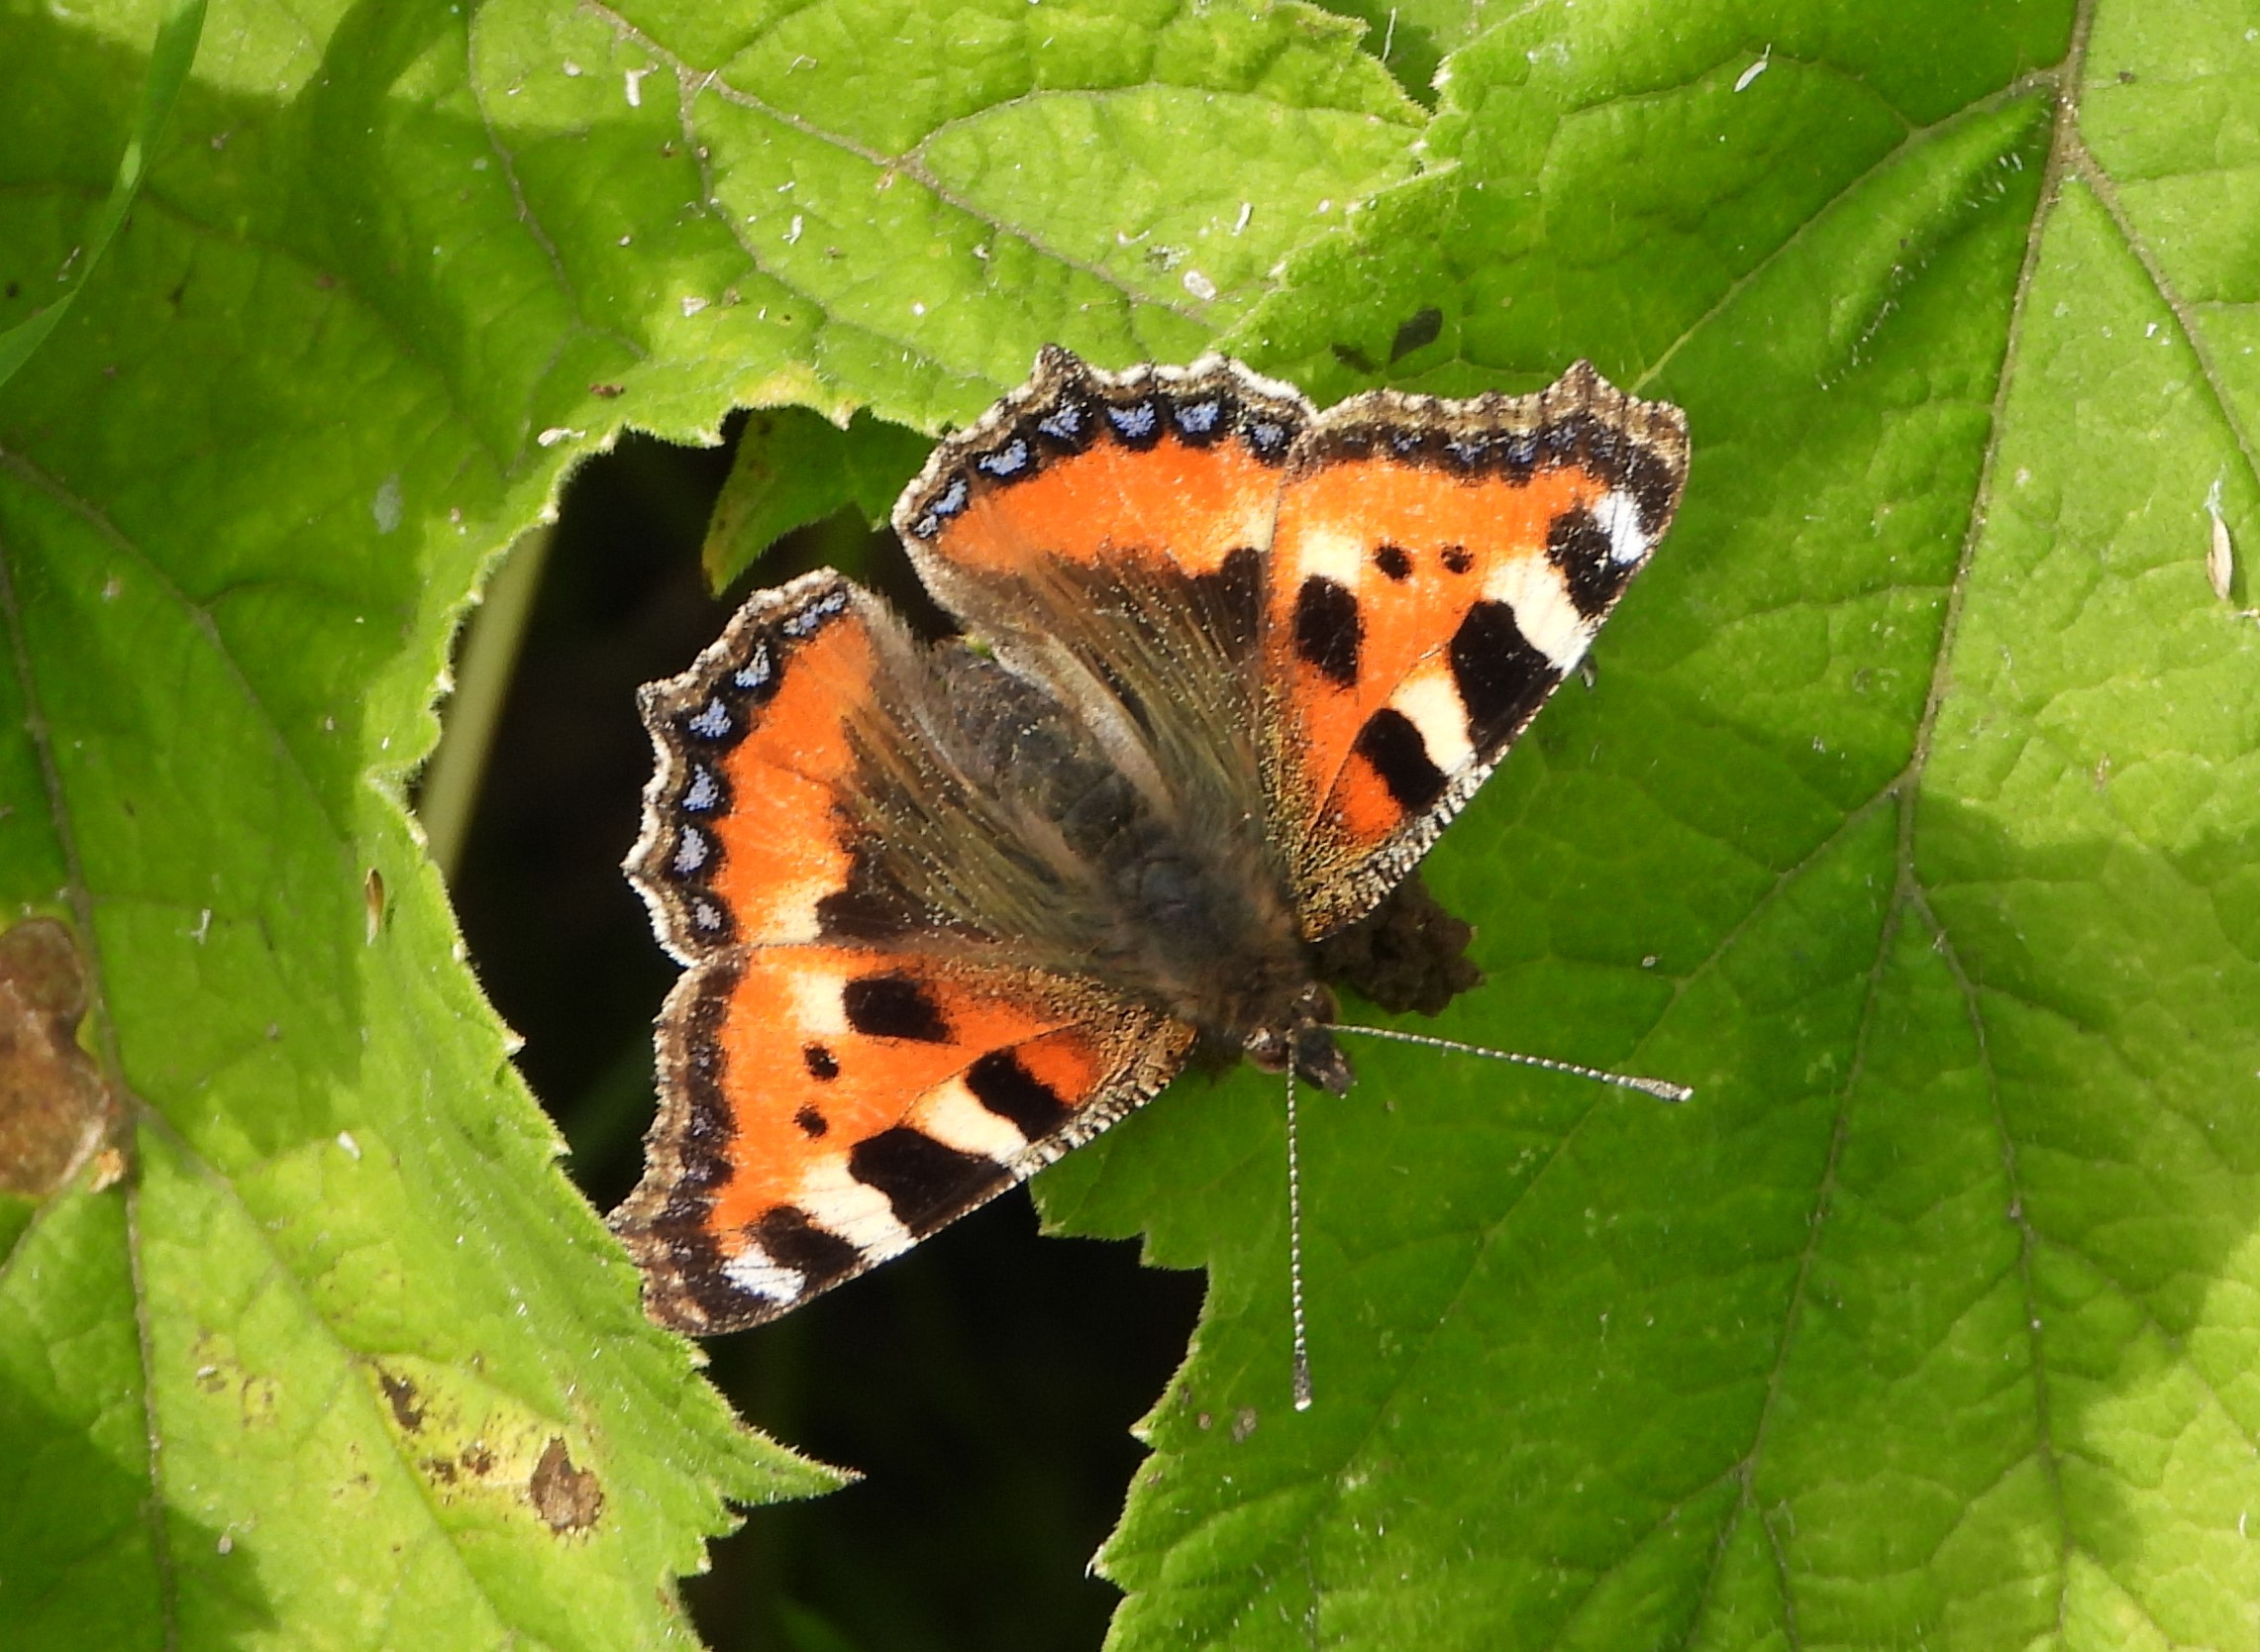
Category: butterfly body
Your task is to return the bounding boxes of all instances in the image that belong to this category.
[859,606,1335,1085]
[614,349,1688,1333]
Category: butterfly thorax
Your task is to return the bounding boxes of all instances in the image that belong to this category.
[923,641,1350,1090]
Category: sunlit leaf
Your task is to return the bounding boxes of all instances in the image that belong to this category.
[0,0,1412,1643]
[1042,2,2260,1646]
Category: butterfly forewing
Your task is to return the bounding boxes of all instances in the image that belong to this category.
[1264,361,1689,935]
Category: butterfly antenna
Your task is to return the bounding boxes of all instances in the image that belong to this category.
[1284,1062,1314,1412]
[1333,1023,1694,1103]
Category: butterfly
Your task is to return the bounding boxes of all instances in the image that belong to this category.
[611,347,1689,1349]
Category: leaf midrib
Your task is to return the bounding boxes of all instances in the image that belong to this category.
[1668,13,2105,1641]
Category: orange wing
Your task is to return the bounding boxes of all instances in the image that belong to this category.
[615,571,1192,1332]
[894,345,1308,588]
[1263,361,1689,935]
[620,946,1186,1332]
[891,348,1325,907]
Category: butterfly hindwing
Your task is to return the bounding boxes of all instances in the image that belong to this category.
[1264,361,1689,935]
[620,947,1189,1332]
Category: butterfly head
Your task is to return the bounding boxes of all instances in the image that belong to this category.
[1242,982,1353,1096]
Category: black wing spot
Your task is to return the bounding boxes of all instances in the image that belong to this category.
[802,1043,839,1080]
[850,1127,1006,1233]
[1354,708,1448,812]
[1622,445,1683,534]
[751,1205,865,1282]
[1292,575,1363,688]
[793,1105,829,1138]
[1190,545,1264,655]
[842,974,953,1042]
[1545,504,1629,619]
[1373,544,1413,581]
[1449,600,1559,747]
[965,1049,1073,1141]
[815,843,928,941]
[1441,544,1474,574]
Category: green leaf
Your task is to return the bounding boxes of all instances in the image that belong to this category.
[703,409,929,592]
[0,0,1422,1642]
[0,0,204,390]
[1037,1,2260,1646]
[13,0,2258,1640]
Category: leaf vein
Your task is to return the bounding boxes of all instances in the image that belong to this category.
[586,0,1219,330]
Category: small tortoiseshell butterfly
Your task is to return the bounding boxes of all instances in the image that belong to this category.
[612,347,1689,1339]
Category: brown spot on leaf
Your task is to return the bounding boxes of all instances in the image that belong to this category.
[0,918,116,1196]
[460,1441,497,1478]
[529,1437,604,1534]
[378,1371,424,1432]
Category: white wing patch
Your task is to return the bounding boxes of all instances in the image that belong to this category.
[1594,490,1652,566]
[1484,553,1592,671]
[796,1162,915,1256]
[912,1075,1032,1163]
[1390,666,1477,774]
[723,1241,807,1305]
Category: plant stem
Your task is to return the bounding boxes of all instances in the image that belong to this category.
[420,525,553,879]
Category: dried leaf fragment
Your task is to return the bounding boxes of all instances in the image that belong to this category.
[529,1436,605,1534]
[0,917,114,1196]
